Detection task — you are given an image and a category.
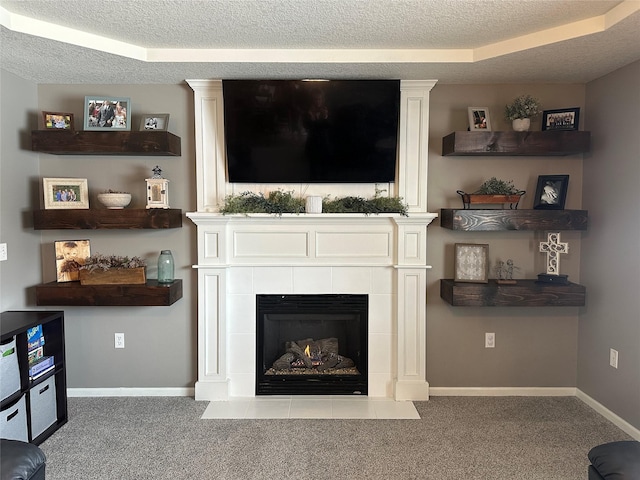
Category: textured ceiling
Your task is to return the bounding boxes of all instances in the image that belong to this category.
[1,0,639,84]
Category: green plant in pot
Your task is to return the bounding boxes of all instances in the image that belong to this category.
[457,177,525,209]
[505,94,541,131]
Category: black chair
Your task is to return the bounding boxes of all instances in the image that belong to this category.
[1,439,46,480]
[588,440,640,480]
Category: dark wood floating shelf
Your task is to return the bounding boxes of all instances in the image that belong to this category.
[35,280,183,306]
[440,209,588,231]
[33,208,182,229]
[440,279,586,307]
[442,130,590,156]
[32,130,181,156]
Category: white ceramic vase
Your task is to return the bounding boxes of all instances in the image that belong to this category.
[512,118,531,131]
[305,196,323,214]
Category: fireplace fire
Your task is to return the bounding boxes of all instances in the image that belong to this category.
[256,294,368,395]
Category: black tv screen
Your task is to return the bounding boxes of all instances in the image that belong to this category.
[223,80,400,183]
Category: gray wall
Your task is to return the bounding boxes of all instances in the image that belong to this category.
[0,68,637,429]
[426,84,585,388]
[580,60,640,429]
[33,83,197,389]
[0,70,42,310]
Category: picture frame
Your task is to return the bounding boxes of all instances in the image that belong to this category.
[42,111,74,130]
[468,107,492,131]
[454,243,489,283]
[533,175,569,210]
[55,239,90,282]
[541,107,580,131]
[84,96,131,131]
[140,114,170,131]
[43,177,89,209]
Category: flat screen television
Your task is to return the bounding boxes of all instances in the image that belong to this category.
[222,79,401,183]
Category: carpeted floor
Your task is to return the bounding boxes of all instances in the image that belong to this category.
[39,396,632,480]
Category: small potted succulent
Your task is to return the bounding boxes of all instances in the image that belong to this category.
[79,253,147,285]
[504,94,542,131]
[457,177,525,209]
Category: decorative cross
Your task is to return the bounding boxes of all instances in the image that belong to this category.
[539,232,569,275]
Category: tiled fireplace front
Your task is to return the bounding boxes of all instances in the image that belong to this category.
[187,213,436,400]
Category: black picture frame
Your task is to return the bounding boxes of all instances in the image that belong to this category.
[533,175,569,210]
[541,107,580,131]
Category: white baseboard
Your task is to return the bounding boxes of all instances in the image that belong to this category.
[576,389,640,441]
[68,387,195,397]
[429,387,577,397]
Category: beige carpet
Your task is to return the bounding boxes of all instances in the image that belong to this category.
[39,396,632,480]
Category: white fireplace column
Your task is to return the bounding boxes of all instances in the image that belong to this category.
[187,79,438,401]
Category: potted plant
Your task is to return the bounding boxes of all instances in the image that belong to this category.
[79,253,147,285]
[504,94,542,131]
[457,177,525,209]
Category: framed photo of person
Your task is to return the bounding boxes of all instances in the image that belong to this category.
[140,114,170,131]
[43,177,89,209]
[42,111,74,130]
[468,107,492,131]
[55,239,90,282]
[533,175,569,210]
[541,107,580,131]
[84,96,131,131]
[454,243,489,283]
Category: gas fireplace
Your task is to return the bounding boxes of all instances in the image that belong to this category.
[256,294,368,395]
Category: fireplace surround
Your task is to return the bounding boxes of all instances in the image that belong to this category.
[187,79,437,401]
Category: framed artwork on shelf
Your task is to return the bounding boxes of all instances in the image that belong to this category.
[468,107,491,131]
[533,174,569,210]
[140,114,170,131]
[84,96,131,130]
[55,239,90,282]
[42,111,74,130]
[541,107,580,131]
[454,243,489,283]
[43,177,89,209]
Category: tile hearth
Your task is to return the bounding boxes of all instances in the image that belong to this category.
[201,396,420,419]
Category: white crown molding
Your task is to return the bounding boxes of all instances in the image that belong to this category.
[2,3,638,65]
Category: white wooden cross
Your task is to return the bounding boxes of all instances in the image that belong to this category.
[539,232,569,275]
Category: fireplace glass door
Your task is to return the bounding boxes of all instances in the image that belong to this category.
[256,294,368,395]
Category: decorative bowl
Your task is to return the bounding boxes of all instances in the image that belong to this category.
[97,193,132,209]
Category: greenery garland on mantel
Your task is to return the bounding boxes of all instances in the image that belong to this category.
[219,190,409,216]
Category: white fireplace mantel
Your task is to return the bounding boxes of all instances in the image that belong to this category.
[187,79,438,401]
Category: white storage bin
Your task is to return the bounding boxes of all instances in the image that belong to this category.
[1,336,21,401]
[29,375,57,440]
[0,394,28,442]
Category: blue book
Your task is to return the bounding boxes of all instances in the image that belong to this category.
[27,324,45,353]
[29,356,54,378]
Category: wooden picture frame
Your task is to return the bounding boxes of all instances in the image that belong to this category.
[42,111,74,130]
[533,175,569,210]
[542,107,580,131]
[455,243,489,283]
[468,107,491,131]
[84,96,131,130]
[140,114,169,131]
[43,177,89,209]
[55,239,90,282]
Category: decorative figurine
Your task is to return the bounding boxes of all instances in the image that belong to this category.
[537,232,569,284]
[145,165,170,209]
[495,259,517,284]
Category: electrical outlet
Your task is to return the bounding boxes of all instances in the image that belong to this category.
[485,332,495,348]
[0,243,7,261]
[610,348,618,369]
[115,333,125,349]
